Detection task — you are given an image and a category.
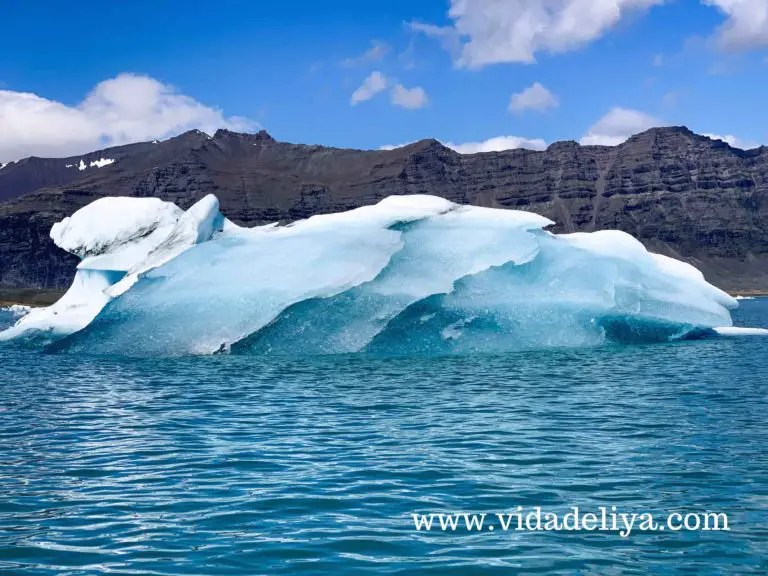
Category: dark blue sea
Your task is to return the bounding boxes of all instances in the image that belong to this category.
[1,299,766,575]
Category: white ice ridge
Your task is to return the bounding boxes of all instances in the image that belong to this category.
[713,327,768,336]
[0,194,747,356]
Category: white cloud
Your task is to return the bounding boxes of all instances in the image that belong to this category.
[379,142,416,150]
[384,132,765,153]
[380,136,547,153]
[703,0,768,51]
[509,82,559,113]
[703,133,760,149]
[0,73,257,163]
[391,84,429,109]
[580,107,662,146]
[444,136,548,153]
[412,0,665,68]
[412,1,768,67]
[350,71,389,105]
[350,74,429,110]
[341,40,390,67]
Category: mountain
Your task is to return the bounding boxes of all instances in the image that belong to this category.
[1,126,766,292]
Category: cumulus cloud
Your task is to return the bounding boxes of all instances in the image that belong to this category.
[350,73,429,110]
[350,71,389,105]
[509,82,559,113]
[341,40,390,67]
[703,132,761,149]
[380,136,547,153]
[379,142,416,150]
[0,73,257,163]
[580,107,662,146]
[444,136,548,153]
[703,0,768,51]
[391,84,429,109]
[411,0,665,68]
[413,1,768,67]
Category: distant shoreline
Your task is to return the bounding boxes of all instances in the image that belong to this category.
[0,288,66,308]
[1,287,766,309]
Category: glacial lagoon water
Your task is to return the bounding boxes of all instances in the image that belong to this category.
[0,300,766,575]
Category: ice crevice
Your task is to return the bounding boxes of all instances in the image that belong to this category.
[0,193,759,357]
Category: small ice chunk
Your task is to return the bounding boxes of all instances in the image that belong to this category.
[713,327,768,336]
[0,304,31,317]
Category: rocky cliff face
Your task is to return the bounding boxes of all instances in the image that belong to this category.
[1,126,766,292]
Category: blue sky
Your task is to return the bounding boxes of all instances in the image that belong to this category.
[1,0,767,162]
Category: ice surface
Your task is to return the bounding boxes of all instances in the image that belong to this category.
[51,198,183,258]
[1,194,748,356]
[56,196,461,356]
[106,194,226,297]
[713,327,768,336]
[363,231,736,356]
[231,205,549,356]
[51,197,183,267]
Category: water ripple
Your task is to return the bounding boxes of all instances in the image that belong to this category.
[0,303,767,574]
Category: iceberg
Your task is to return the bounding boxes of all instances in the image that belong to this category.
[0,193,747,356]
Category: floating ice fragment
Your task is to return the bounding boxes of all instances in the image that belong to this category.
[0,305,31,317]
[713,327,768,336]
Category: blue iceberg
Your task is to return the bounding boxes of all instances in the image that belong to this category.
[2,193,758,357]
